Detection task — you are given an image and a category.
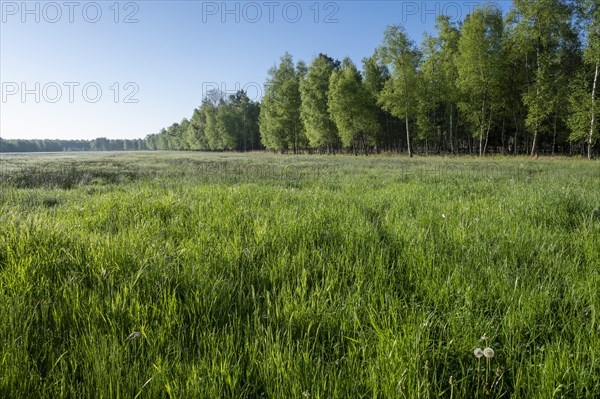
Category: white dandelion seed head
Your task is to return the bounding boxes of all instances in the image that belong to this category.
[126,331,141,341]
[474,348,484,359]
[484,347,495,358]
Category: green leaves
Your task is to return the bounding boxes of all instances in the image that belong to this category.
[376,25,421,156]
[328,58,379,152]
[300,54,341,150]
[259,53,307,153]
[455,5,505,155]
[377,25,421,120]
[511,0,580,155]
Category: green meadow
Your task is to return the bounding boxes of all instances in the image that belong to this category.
[0,152,599,398]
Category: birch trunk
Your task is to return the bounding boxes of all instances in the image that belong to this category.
[589,62,598,160]
[449,104,454,154]
[406,109,412,158]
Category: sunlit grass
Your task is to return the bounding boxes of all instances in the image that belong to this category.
[0,152,599,397]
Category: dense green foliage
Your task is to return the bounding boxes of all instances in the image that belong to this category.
[1,152,599,397]
[259,53,307,153]
[328,58,380,153]
[300,54,341,152]
[456,5,505,157]
[377,25,422,157]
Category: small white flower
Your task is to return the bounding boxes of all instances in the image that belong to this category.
[79,207,85,212]
[442,213,446,219]
[474,348,484,359]
[484,347,494,358]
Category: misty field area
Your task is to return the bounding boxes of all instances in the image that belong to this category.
[0,152,599,398]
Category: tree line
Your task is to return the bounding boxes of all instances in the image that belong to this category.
[149,0,599,159]
[0,137,147,153]
[145,90,261,152]
[3,1,598,159]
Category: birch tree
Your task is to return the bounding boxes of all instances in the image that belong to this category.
[259,53,306,153]
[512,0,578,156]
[328,58,379,154]
[300,54,341,152]
[377,25,421,157]
[456,5,504,156]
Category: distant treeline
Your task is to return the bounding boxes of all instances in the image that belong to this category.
[0,138,147,153]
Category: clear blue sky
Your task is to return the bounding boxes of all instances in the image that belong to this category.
[0,0,512,140]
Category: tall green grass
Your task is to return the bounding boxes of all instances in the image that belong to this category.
[1,152,599,398]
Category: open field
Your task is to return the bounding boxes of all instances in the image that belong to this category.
[0,152,599,398]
